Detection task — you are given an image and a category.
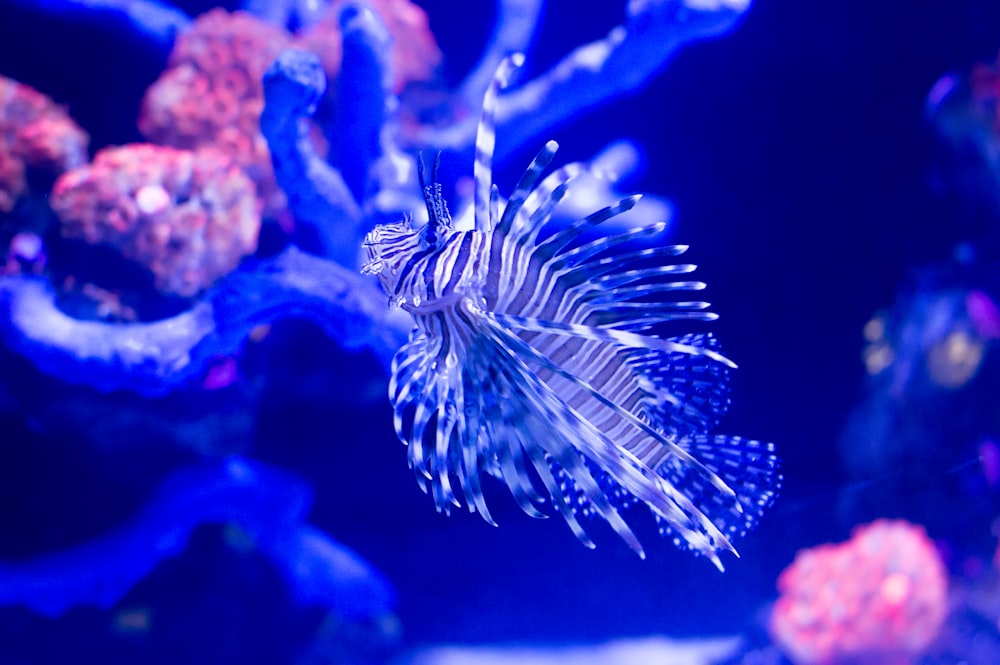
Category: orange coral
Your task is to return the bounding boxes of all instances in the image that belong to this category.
[51,143,260,298]
[770,519,948,665]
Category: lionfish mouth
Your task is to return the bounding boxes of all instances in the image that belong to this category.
[360,254,382,276]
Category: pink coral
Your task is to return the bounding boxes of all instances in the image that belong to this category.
[2,231,45,276]
[50,143,260,298]
[138,4,441,221]
[970,54,1000,133]
[293,0,441,93]
[0,74,89,212]
[138,9,291,218]
[967,290,1000,340]
[770,519,948,665]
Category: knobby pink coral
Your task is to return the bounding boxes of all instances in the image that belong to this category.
[0,74,88,212]
[294,0,441,93]
[138,9,291,218]
[770,519,948,664]
[137,3,440,222]
[51,143,260,298]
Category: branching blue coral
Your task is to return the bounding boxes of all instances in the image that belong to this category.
[0,0,753,397]
[455,0,546,115]
[6,0,191,54]
[0,0,754,638]
[408,0,752,164]
[0,457,396,620]
[261,50,365,264]
[0,247,408,395]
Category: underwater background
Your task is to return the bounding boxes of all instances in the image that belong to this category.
[1,0,999,663]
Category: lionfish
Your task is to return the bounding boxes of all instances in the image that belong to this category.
[363,54,779,569]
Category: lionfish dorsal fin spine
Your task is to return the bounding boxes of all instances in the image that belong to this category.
[418,151,452,245]
[489,184,500,230]
[496,140,559,236]
[474,53,524,233]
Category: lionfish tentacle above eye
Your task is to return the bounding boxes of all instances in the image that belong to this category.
[361,54,780,570]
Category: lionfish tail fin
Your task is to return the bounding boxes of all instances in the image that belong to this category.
[655,435,781,550]
[630,333,732,436]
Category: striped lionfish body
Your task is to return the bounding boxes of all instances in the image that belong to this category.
[363,55,779,569]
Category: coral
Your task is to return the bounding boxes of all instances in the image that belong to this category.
[448,0,545,118]
[136,2,439,224]
[5,0,190,54]
[138,9,292,218]
[927,51,1000,253]
[968,288,1000,340]
[321,4,404,208]
[50,143,260,298]
[0,246,408,395]
[293,0,441,93]
[265,0,720,262]
[841,274,1000,538]
[405,0,752,164]
[261,48,364,266]
[860,287,995,392]
[0,0,753,397]
[0,456,396,620]
[0,74,88,213]
[0,150,26,216]
[3,231,45,276]
[0,1,769,661]
[770,519,949,665]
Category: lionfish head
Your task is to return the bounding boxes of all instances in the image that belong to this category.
[362,152,458,300]
[361,219,419,297]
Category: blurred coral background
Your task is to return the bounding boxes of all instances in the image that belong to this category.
[1,1,999,664]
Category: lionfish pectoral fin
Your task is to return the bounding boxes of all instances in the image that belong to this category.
[505,359,645,555]
[476,357,549,519]
[648,435,782,568]
[496,313,738,369]
[477,320,650,553]
[528,409,648,556]
[488,322,706,557]
[661,435,782,543]
[493,316,740,500]
[491,318,743,558]
[525,443,598,550]
[457,369,497,525]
